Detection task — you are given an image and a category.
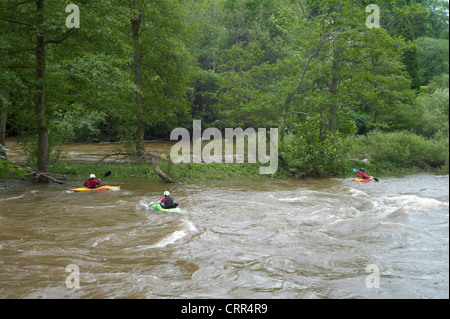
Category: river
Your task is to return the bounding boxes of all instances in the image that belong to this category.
[3,140,177,164]
[0,171,448,299]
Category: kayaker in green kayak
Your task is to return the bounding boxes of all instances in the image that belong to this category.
[154,191,179,209]
[84,174,102,189]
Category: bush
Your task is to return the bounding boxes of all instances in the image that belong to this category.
[279,117,350,177]
[0,144,29,178]
[415,88,449,138]
[348,131,449,170]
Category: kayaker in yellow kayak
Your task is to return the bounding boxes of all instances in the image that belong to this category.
[84,174,102,189]
[356,168,370,180]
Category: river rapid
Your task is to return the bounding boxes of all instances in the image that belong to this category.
[0,173,448,299]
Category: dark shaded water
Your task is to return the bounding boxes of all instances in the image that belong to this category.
[0,173,448,298]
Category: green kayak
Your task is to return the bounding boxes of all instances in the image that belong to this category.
[150,202,185,214]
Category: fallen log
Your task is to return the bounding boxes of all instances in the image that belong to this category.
[154,166,175,184]
[26,171,67,184]
[139,151,167,164]
[97,152,132,164]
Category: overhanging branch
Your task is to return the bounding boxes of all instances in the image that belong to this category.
[44,29,74,45]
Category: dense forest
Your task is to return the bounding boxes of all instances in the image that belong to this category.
[0,0,449,179]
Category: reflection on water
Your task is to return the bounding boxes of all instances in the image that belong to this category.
[0,173,448,298]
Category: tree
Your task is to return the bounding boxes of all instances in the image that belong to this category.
[391,12,422,90]
[280,0,414,133]
[1,0,75,173]
[417,37,449,85]
[0,101,6,158]
[111,0,193,154]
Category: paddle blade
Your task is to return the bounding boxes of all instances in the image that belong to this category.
[103,171,111,178]
[352,168,359,173]
[373,177,380,182]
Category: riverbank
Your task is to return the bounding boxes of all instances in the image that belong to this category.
[49,161,266,182]
[47,160,447,184]
[3,136,448,183]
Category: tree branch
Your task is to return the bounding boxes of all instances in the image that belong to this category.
[283,32,333,108]
[347,44,373,49]
[0,17,34,27]
[286,111,311,116]
[0,65,34,70]
[44,29,74,45]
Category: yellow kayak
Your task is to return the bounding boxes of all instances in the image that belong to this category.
[69,185,121,192]
[353,177,374,182]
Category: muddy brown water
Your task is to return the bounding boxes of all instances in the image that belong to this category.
[3,140,177,164]
[0,172,448,299]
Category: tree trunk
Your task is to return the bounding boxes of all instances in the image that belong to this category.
[132,13,145,156]
[328,5,341,133]
[0,100,7,158]
[154,166,175,184]
[35,0,49,172]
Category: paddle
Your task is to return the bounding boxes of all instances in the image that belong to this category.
[352,168,379,182]
[101,171,112,179]
[94,171,111,188]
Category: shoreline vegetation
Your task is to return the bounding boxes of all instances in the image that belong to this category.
[2,125,449,183]
[1,1,448,183]
[40,137,450,182]
[47,160,447,183]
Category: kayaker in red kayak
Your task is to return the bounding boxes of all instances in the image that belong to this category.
[84,174,102,189]
[356,168,370,180]
[155,191,179,209]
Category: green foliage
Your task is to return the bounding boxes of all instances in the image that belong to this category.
[416,37,449,85]
[415,88,449,138]
[426,73,449,93]
[51,110,117,143]
[0,144,29,179]
[161,162,262,181]
[348,130,449,170]
[279,116,351,177]
[1,0,449,178]
[50,161,263,181]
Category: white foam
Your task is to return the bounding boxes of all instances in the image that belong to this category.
[349,188,368,197]
[277,196,309,202]
[183,220,197,232]
[92,235,111,247]
[381,195,448,209]
[153,230,186,248]
[151,220,197,248]
[138,199,152,210]
[0,194,25,202]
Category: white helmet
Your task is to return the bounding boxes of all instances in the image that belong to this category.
[164,191,170,196]
[90,174,96,179]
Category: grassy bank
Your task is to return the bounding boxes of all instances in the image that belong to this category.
[49,159,446,184]
[49,161,266,181]
[15,128,450,182]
